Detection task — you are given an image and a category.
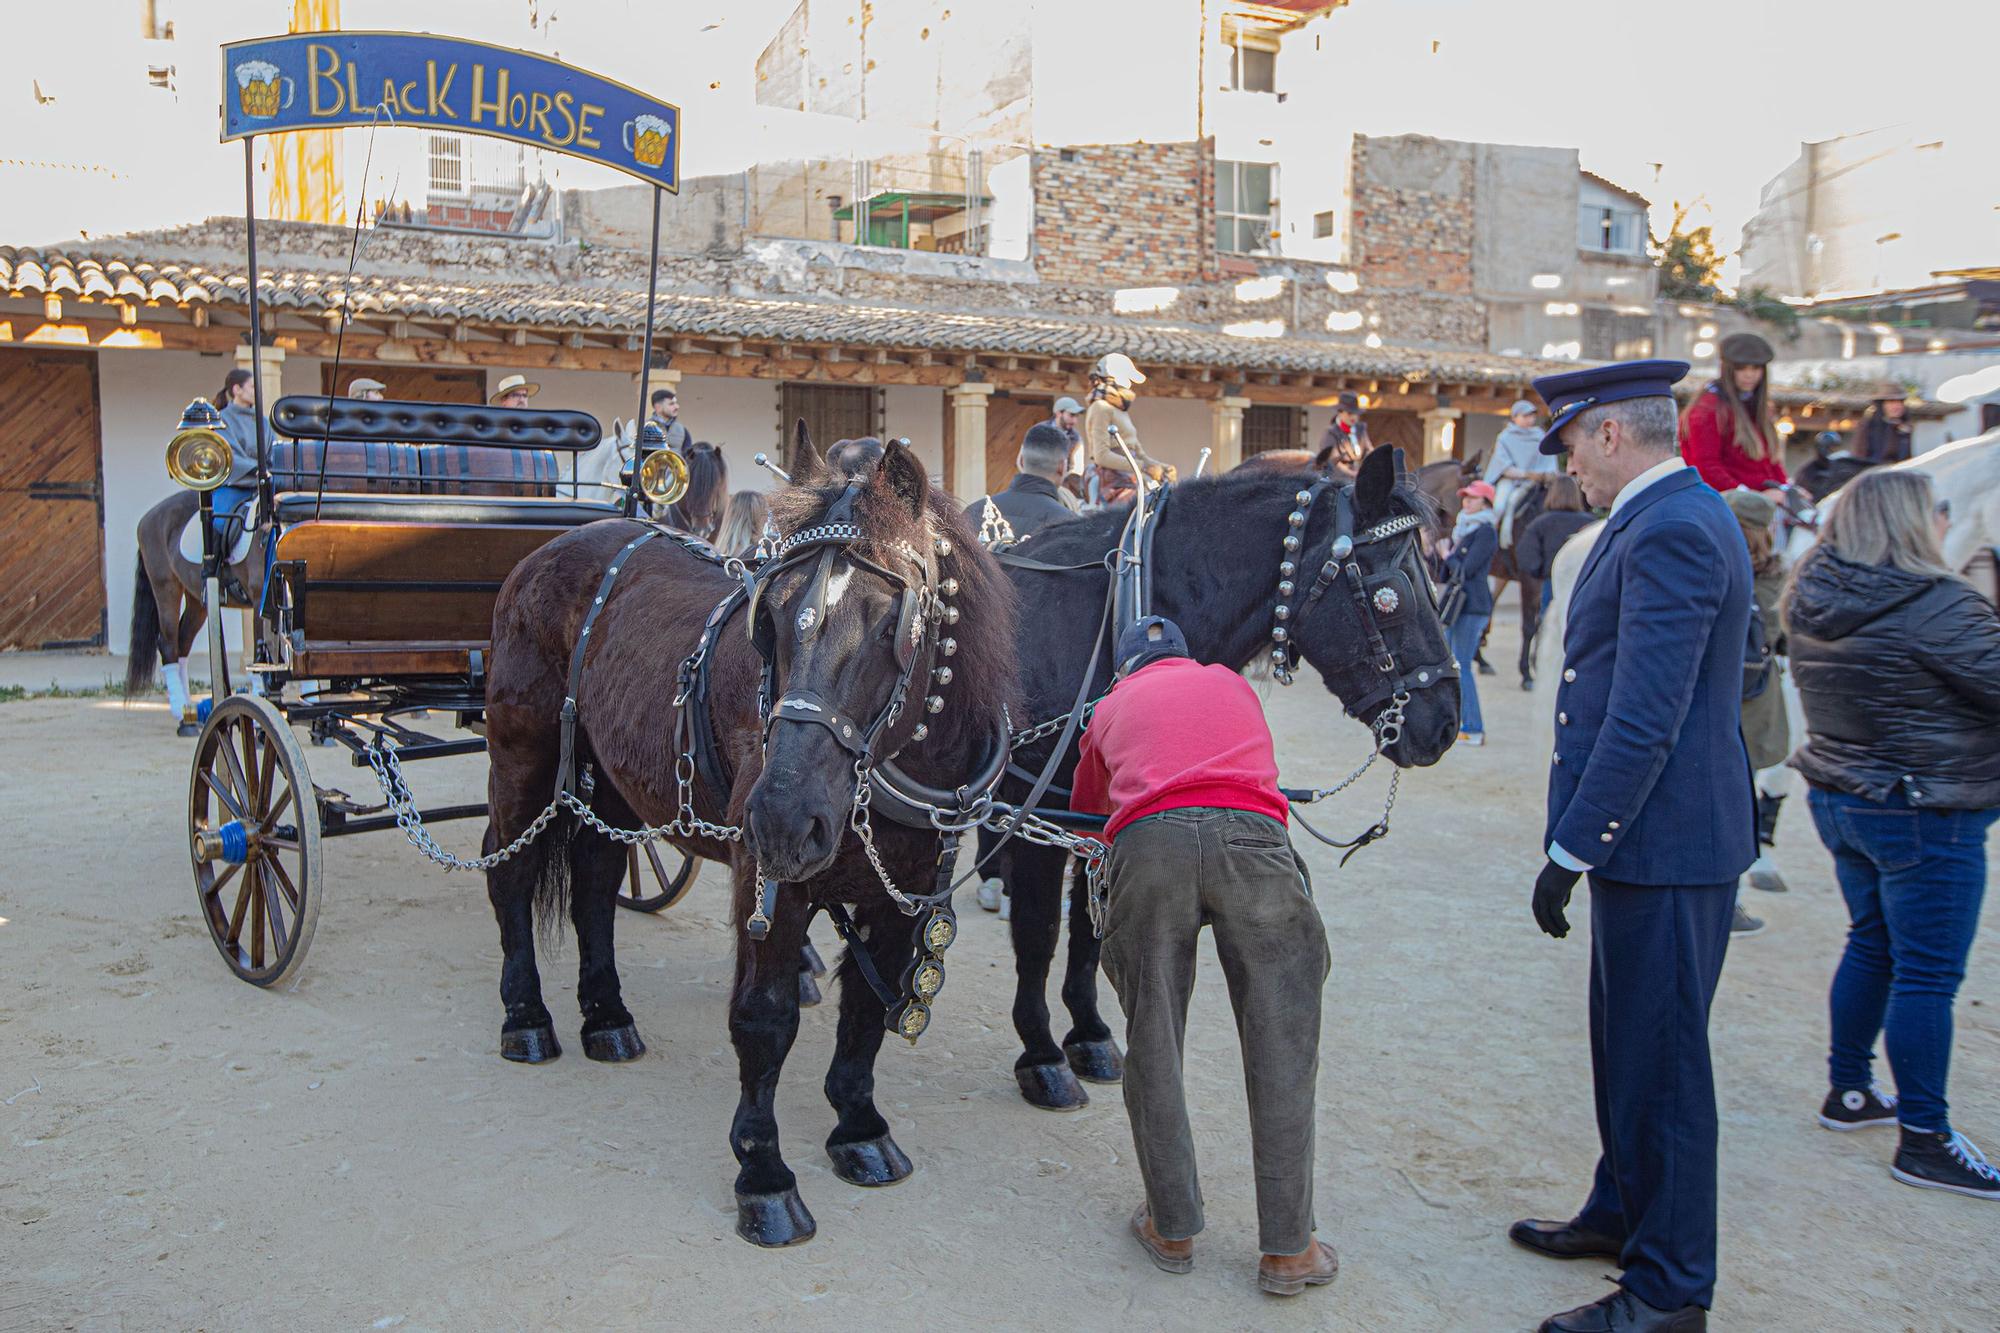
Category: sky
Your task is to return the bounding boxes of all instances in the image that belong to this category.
[1312,0,2000,275]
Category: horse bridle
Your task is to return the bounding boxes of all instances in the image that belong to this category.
[1267,477,1458,739]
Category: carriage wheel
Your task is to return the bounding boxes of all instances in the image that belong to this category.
[189,695,323,987]
[617,843,700,913]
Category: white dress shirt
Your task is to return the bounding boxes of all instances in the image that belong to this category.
[1546,455,1696,873]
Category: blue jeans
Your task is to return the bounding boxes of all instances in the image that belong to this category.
[1808,786,1998,1131]
[211,485,255,547]
[1448,611,1489,735]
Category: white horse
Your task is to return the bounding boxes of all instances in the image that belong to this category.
[569,416,636,501]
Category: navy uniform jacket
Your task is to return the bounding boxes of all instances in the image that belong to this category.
[1548,468,1757,885]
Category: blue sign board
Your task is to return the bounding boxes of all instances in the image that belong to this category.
[221,31,679,191]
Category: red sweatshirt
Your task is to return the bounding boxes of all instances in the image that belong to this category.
[1680,384,1789,493]
[1071,658,1289,840]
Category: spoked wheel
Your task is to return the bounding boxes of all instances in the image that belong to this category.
[189,694,323,987]
[617,843,699,913]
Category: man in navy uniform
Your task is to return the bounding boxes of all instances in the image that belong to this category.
[1510,360,1755,1333]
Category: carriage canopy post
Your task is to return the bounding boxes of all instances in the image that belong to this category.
[627,186,665,518]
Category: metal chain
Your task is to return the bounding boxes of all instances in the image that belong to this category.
[365,740,741,874]
[1009,699,1099,749]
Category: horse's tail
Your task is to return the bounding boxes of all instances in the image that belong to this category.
[528,809,578,944]
[125,550,161,698]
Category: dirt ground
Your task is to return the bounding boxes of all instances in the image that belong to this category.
[3,616,1996,1332]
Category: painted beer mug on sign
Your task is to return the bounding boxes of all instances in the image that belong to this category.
[235,60,295,118]
[624,113,671,168]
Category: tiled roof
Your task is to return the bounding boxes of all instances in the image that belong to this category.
[0,244,1561,387]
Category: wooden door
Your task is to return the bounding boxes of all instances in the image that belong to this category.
[984,395,1051,494]
[779,383,879,473]
[319,365,486,403]
[1366,410,1425,458]
[0,349,107,650]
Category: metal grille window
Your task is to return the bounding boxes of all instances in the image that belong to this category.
[1243,404,1301,456]
[1216,161,1276,255]
[428,135,466,197]
[779,384,881,473]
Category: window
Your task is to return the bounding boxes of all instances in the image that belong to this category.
[779,383,881,474]
[1216,161,1276,255]
[1578,202,1643,255]
[1243,404,1302,456]
[1312,210,1335,240]
[1227,40,1277,93]
[428,134,466,197]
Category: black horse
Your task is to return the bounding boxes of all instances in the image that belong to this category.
[482,437,1016,1245]
[988,445,1462,1109]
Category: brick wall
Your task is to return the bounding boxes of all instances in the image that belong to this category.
[1349,135,1475,295]
[1032,141,1211,286]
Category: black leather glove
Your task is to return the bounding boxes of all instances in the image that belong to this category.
[1533,860,1584,939]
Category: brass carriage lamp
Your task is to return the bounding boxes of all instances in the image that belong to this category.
[634,419,690,506]
[166,398,232,490]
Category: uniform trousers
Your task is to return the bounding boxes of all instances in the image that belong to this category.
[1571,876,1735,1311]
[1098,807,1331,1254]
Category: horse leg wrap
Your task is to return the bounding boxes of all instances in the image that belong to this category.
[164,660,190,720]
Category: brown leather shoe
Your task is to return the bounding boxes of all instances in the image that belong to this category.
[1130,1203,1194,1274]
[1258,1237,1339,1295]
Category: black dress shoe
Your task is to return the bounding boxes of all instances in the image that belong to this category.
[1538,1286,1706,1332]
[1508,1217,1623,1260]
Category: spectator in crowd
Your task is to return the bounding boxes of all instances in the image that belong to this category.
[966,423,1081,547]
[1515,473,1595,618]
[1784,468,2000,1201]
[490,374,538,409]
[1723,488,1792,935]
[1073,616,1339,1297]
[1315,393,1371,475]
[1440,479,1500,746]
[1680,333,1788,494]
[347,376,387,401]
[1854,388,1914,465]
[662,441,728,543]
[827,435,886,477]
[650,387,692,452]
[1486,399,1561,530]
[715,488,772,558]
[1047,395,1087,500]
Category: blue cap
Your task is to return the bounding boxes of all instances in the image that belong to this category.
[1116,616,1189,676]
[1531,358,1690,455]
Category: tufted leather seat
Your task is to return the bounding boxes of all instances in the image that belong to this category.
[273,491,623,527]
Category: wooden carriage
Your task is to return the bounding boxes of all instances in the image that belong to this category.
[181,395,697,986]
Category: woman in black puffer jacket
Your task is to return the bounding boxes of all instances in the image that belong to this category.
[1784,468,2000,1201]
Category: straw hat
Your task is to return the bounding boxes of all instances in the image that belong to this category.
[491,374,540,403]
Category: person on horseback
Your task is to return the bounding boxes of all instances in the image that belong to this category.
[1680,332,1789,495]
[1084,353,1172,506]
[210,368,262,540]
[1314,393,1371,477]
[1074,616,1339,1298]
[1487,399,1560,543]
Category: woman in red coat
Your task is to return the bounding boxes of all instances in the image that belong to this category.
[1680,331,1789,492]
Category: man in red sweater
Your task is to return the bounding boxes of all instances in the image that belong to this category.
[1073,616,1338,1297]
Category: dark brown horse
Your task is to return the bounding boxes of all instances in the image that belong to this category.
[125,490,269,733]
[480,436,1015,1247]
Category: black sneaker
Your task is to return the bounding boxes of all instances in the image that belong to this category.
[1892,1128,2000,1200]
[1730,904,1764,936]
[1819,1084,1898,1131]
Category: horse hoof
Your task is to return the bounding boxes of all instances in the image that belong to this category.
[582,1023,645,1062]
[798,970,824,1009]
[828,1134,914,1187]
[1016,1061,1089,1111]
[176,721,201,739]
[500,1025,562,1063]
[736,1187,817,1247]
[1519,677,1536,692]
[1064,1038,1125,1085]
[801,940,828,977]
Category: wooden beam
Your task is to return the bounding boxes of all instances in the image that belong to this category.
[564,331,586,349]
[508,328,529,347]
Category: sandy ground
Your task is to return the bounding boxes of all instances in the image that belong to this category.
[3,616,1996,1332]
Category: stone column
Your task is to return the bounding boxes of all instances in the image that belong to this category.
[1420,407,1463,467]
[946,382,995,501]
[236,343,285,402]
[1210,395,1251,473]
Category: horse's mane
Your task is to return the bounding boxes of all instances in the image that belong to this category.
[769,461,1019,763]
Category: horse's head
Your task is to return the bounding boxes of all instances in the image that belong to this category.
[742,431,1008,881]
[1284,447,1460,767]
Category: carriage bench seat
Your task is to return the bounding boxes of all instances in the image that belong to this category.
[270,492,625,680]
[273,492,623,527]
